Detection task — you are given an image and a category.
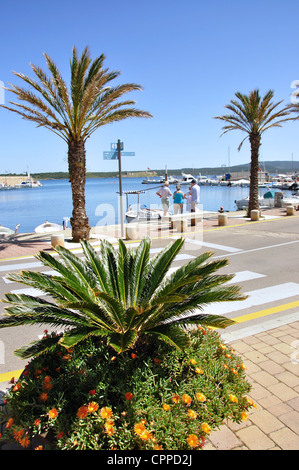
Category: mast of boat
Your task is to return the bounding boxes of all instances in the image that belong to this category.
[165,165,168,181]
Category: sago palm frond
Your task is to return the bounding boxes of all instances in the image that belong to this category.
[0,238,246,358]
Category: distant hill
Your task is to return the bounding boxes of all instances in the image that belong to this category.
[2,161,298,180]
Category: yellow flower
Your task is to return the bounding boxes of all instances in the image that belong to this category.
[187,434,199,448]
[219,343,227,350]
[201,422,211,434]
[87,402,99,413]
[190,358,197,365]
[187,409,198,419]
[162,404,171,411]
[229,394,238,403]
[196,392,207,402]
[100,407,113,419]
[134,422,146,436]
[139,430,153,441]
[241,411,249,421]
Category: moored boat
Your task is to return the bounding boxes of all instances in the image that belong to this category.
[34,221,63,233]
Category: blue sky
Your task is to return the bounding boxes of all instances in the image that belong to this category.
[1,0,299,175]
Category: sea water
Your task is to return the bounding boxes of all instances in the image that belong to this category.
[0,177,274,234]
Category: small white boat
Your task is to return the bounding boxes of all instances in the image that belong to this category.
[231,179,250,187]
[0,225,15,235]
[34,221,63,233]
[179,173,197,185]
[123,190,165,223]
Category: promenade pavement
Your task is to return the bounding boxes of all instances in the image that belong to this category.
[0,207,299,450]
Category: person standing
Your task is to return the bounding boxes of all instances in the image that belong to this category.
[190,179,200,212]
[173,184,185,214]
[156,181,172,216]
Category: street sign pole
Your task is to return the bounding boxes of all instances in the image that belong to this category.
[117,139,124,239]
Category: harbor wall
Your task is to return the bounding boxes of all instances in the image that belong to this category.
[0,176,38,186]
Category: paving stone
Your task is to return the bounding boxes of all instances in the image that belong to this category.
[208,424,243,450]
[258,359,286,375]
[236,425,275,450]
[244,350,268,364]
[279,410,299,434]
[268,383,298,401]
[250,370,279,387]
[276,371,299,388]
[270,427,299,450]
[249,409,284,434]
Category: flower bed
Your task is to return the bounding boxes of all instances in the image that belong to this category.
[0,327,255,450]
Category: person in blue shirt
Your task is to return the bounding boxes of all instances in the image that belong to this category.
[190,179,200,212]
[173,184,185,214]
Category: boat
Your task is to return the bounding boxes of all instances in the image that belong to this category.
[123,190,165,223]
[231,179,250,187]
[179,173,197,185]
[0,225,15,235]
[141,177,164,184]
[34,220,63,233]
[235,190,299,210]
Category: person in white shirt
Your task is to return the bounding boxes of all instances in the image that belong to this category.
[190,179,200,212]
[156,181,172,215]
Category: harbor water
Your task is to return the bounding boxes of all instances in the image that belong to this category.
[0,177,280,234]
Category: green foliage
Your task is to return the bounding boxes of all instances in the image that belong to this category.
[0,238,245,358]
[0,328,256,450]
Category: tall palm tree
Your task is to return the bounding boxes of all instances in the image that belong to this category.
[0,46,152,241]
[214,90,291,215]
[0,238,245,359]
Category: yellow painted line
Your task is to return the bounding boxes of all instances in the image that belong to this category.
[233,300,299,324]
[0,369,23,384]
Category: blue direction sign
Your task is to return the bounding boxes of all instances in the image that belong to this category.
[103,151,118,160]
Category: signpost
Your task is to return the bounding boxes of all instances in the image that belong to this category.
[103,140,135,238]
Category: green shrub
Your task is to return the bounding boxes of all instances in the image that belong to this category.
[0,327,255,450]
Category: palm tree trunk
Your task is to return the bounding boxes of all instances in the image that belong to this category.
[248,132,261,216]
[68,139,91,242]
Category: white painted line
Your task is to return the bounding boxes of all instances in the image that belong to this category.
[175,237,242,253]
[227,271,266,284]
[0,261,42,272]
[11,287,46,297]
[213,240,299,259]
[198,282,299,315]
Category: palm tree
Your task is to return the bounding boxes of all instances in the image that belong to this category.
[0,46,152,241]
[0,238,245,359]
[214,90,291,215]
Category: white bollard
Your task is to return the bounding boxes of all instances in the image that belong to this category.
[251,209,260,221]
[286,205,295,216]
[125,224,139,240]
[51,234,65,248]
[218,213,227,226]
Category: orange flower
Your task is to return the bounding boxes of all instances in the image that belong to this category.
[153,358,161,364]
[139,430,153,441]
[134,422,146,436]
[162,404,170,411]
[125,392,133,401]
[13,382,21,392]
[241,411,249,421]
[35,445,43,450]
[231,368,238,375]
[229,394,238,403]
[172,394,180,404]
[48,408,58,419]
[87,402,99,413]
[131,353,137,359]
[39,393,48,402]
[100,407,113,419]
[154,444,163,450]
[34,419,41,426]
[187,434,199,448]
[195,392,206,402]
[77,406,89,419]
[187,409,198,419]
[182,394,192,404]
[190,358,197,365]
[5,418,13,428]
[201,422,211,434]
[195,368,204,375]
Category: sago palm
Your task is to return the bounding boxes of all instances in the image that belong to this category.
[214,90,290,215]
[0,46,152,241]
[0,238,245,359]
